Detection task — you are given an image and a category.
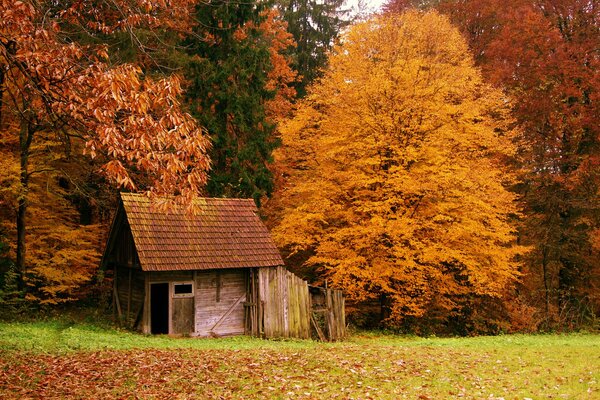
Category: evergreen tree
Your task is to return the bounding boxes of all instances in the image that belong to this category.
[278,0,348,97]
[186,1,279,204]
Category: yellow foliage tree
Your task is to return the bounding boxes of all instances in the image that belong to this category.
[0,133,101,304]
[270,11,524,331]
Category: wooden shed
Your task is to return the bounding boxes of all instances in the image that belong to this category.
[101,193,345,340]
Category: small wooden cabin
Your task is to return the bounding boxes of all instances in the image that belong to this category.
[101,193,345,340]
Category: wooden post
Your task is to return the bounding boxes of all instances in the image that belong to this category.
[168,282,173,335]
[142,273,150,334]
[244,269,251,335]
[326,288,333,341]
[192,271,197,335]
[127,268,132,326]
[112,265,116,318]
[283,269,289,336]
[216,271,222,302]
[258,269,264,337]
[251,269,256,336]
[248,268,259,336]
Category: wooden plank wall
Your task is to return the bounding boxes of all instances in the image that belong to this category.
[112,221,139,268]
[146,271,194,335]
[114,266,344,340]
[194,269,246,337]
[114,266,145,329]
[258,266,311,339]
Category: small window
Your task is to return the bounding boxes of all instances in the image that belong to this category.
[173,282,193,297]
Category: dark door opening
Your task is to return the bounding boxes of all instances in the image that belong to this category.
[151,283,169,334]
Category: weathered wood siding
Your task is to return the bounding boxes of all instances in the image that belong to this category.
[114,266,145,329]
[245,268,260,336]
[194,269,246,337]
[116,265,343,340]
[109,211,145,330]
[326,289,345,341]
[258,266,311,339]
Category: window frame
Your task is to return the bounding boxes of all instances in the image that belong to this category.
[172,281,194,298]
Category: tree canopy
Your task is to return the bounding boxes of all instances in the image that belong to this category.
[270,11,523,330]
[185,2,297,204]
[0,0,211,301]
[390,0,600,327]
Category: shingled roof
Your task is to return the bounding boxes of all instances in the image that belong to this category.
[118,193,283,271]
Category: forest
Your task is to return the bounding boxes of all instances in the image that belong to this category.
[0,0,598,335]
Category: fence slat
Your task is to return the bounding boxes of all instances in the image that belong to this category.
[258,267,342,340]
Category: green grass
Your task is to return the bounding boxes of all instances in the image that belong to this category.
[0,319,321,352]
[1,320,599,399]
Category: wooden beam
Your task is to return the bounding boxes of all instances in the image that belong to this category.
[168,282,173,335]
[216,271,222,302]
[142,273,150,334]
[244,269,251,335]
[193,271,197,335]
[127,268,132,325]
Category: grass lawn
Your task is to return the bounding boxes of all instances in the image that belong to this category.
[0,320,598,399]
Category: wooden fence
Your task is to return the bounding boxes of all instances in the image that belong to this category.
[259,266,311,339]
[245,266,345,341]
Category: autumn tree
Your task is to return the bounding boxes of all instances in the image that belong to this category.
[185,2,297,204]
[260,9,299,123]
[0,0,211,300]
[12,167,102,304]
[270,11,523,332]
[426,0,600,327]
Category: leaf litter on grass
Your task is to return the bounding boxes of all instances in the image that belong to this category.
[1,334,598,399]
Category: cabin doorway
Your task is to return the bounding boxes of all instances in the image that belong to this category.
[150,283,169,334]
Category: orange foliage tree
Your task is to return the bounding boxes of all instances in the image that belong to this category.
[270,11,524,332]
[0,0,210,302]
[260,8,299,123]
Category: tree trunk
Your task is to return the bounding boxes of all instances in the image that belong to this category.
[16,118,34,289]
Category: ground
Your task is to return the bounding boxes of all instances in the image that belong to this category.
[0,320,598,399]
